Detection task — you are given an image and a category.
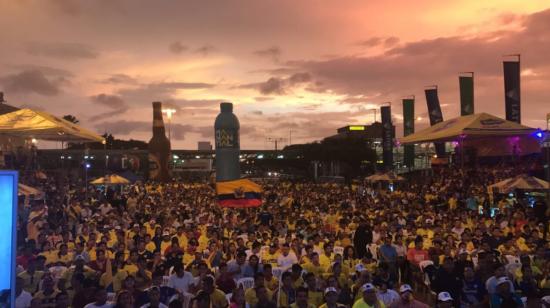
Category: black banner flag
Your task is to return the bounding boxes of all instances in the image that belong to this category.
[425,88,446,157]
[381,106,393,170]
[503,60,521,123]
[402,99,415,168]
[459,75,474,116]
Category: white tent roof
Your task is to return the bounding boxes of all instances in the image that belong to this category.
[488,175,549,194]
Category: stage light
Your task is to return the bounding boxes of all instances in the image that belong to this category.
[535,131,543,139]
[85,163,91,169]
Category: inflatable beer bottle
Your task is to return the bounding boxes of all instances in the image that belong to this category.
[214,102,241,181]
[148,102,171,182]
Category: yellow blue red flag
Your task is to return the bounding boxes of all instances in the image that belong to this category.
[216,178,262,208]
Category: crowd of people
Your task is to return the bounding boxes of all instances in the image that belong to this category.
[12,166,550,308]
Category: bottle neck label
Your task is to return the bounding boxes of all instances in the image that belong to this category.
[215,128,239,149]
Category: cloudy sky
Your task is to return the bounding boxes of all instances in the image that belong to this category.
[1,0,549,149]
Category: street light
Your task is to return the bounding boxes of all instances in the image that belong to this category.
[162,108,177,142]
[85,162,91,202]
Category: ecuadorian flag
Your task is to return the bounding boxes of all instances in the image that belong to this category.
[216,179,262,208]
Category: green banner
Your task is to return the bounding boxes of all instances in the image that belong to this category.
[459,76,474,116]
[402,99,415,168]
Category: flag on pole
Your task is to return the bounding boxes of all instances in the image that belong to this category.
[459,75,474,116]
[503,60,521,123]
[216,178,262,208]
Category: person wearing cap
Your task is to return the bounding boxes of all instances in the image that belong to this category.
[387,284,428,308]
[436,292,453,308]
[159,231,172,256]
[352,283,385,308]
[432,257,461,307]
[489,277,523,308]
[140,286,168,308]
[319,287,346,308]
[485,264,515,296]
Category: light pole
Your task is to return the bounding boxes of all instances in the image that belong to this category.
[162,108,177,143]
[84,162,90,202]
[102,139,107,177]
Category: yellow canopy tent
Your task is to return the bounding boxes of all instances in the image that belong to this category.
[365,172,405,182]
[0,108,104,142]
[488,175,549,194]
[398,113,540,156]
[90,174,130,185]
[399,113,536,144]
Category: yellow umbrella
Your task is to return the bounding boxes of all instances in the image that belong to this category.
[90,174,130,185]
[18,183,44,197]
[366,172,405,182]
[0,108,104,142]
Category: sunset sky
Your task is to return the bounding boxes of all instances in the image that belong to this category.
[1,0,549,149]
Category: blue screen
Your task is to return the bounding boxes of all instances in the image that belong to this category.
[0,172,16,293]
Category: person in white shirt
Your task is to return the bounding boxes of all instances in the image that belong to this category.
[167,264,194,293]
[15,277,32,308]
[140,286,169,308]
[375,282,399,306]
[84,289,114,308]
[277,243,298,270]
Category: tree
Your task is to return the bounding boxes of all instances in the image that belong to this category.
[63,115,79,124]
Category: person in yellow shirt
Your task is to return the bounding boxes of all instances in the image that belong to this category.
[245,272,273,306]
[262,244,280,266]
[122,250,139,276]
[17,258,44,294]
[176,226,188,249]
[262,264,279,291]
[54,243,73,266]
[303,253,326,277]
[303,272,324,307]
[39,242,58,266]
[290,287,317,308]
[319,243,334,270]
[144,234,157,253]
[274,272,296,307]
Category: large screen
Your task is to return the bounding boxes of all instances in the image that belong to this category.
[0,171,17,304]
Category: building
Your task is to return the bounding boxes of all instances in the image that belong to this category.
[329,122,394,141]
[197,141,212,151]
